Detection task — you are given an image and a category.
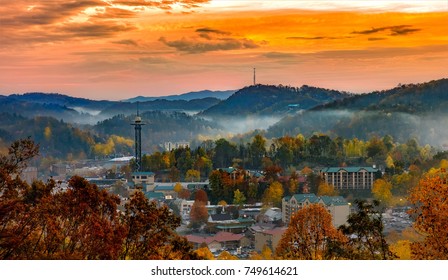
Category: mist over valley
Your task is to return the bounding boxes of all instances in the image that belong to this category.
[1,78,447,159]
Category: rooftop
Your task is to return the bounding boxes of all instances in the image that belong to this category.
[321,167,378,173]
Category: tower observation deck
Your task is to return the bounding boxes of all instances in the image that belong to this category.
[131,107,145,172]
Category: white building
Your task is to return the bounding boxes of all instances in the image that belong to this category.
[163,141,189,151]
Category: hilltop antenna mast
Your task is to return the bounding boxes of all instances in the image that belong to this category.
[253,68,256,85]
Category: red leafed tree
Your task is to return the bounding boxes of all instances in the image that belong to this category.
[0,138,41,259]
[194,189,208,203]
[120,191,198,260]
[189,201,209,230]
[0,138,199,260]
[43,176,126,259]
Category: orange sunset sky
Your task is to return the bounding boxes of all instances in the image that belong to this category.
[1,0,447,100]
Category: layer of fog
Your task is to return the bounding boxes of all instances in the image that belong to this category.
[206,115,283,135]
[69,106,102,116]
[267,109,448,149]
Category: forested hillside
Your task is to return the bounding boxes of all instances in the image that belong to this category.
[0,113,96,159]
[200,84,350,117]
[268,79,448,147]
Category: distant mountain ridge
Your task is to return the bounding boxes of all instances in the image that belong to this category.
[2,78,448,149]
[6,92,115,110]
[125,90,236,102]
[0,92,222,124]
[98,97,221,118]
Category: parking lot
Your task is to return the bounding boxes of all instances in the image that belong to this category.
[382,207,413,233]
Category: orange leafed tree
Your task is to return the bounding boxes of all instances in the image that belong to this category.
[408,171,448,259]
[189,201,209,229]
[276,204,346,260]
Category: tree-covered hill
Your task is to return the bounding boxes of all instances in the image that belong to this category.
[6,92,114,110]
[0,112,97,159]
[267,79,448,147]
[98,97,221,118]
[0,97,88,122]
[93,111,221,151]
[200,84,350,117]
[125,89,235,102]
[0,93,221,124]
[314,78,448,113]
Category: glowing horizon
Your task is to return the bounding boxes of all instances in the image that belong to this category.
[1,1,447,100]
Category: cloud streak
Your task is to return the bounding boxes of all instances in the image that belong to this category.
[352,25,421,36]
[159,36,260,53]
[286,36,353,40]
[111,0,211,10]
[0,0,211,47]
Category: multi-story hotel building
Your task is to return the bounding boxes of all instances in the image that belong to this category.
[320,167,379,190]
[282,194,349,227]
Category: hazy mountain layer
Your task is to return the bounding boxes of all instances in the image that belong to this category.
[267,79,448,147]
[98,97,221,118]
[125,90,235,102]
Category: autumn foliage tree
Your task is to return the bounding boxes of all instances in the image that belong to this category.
[408,171,448,259]
[276,204,346,260]
[120,191,197,260]
[317,182,339,196]
[189,201,209,230]
[339,200,395,260]
[0,138,199,260]
[195,246,214,260]
[262,181,284,208]
[233,189,246,208]
[372,178,393,206]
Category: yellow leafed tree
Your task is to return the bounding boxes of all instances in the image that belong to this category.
[408,171,448,259]
[317,182,339,196]
[372,179,393,206]
[262,181,284,208]
[217,251,239,260]
[195,247,215,260]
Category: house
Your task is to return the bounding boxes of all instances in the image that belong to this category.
[252,226,287,253]
[282,193,349,227]
[239,208,261,220]
[145,192,165,203]
[320,167,379,190]
[131,172,155,192]
[208,213,255,233]
[185,231,250,252]
[257,207,282,224]
[175,199,195,216]
[153,184,176,199]
[87,178,125,189]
